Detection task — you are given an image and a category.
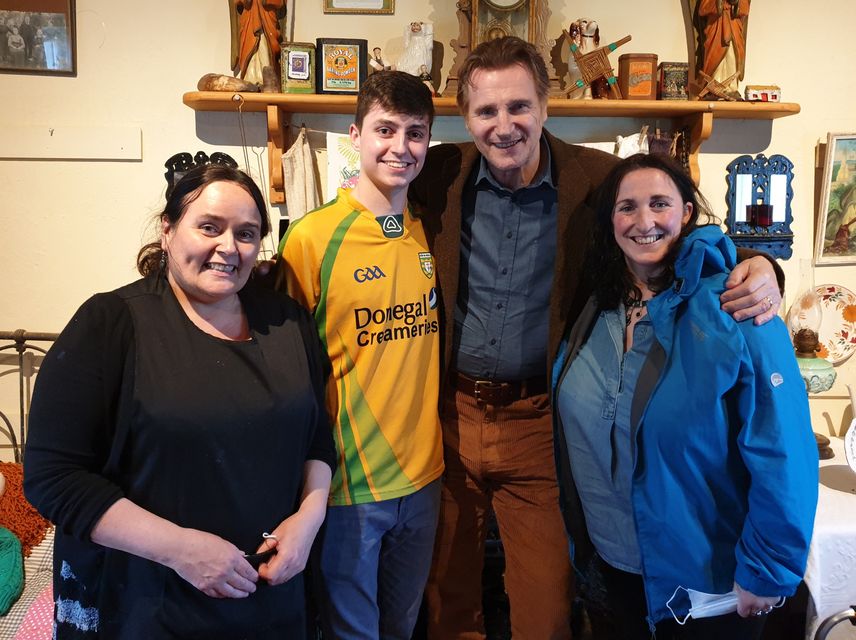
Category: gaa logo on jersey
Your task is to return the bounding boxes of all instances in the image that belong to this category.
[418,252,434,279]
[353,266,387,282]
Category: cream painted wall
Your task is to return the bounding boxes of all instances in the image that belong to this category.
[1,0,854,447]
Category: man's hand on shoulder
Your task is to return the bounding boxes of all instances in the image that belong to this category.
[720,255,781,325]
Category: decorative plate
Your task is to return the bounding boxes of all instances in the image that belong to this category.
[845,420,856,475]
[815,284,856,364]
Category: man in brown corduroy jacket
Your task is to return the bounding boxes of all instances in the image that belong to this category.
[408,36,782,640]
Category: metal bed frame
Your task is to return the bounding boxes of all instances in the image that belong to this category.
[0,330,58,462]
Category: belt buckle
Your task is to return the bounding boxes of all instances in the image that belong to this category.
[473,379,503,404]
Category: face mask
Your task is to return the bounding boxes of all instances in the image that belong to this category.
[666,586,738,625]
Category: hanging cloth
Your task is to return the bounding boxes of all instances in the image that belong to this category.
[282,126,321,221]
[615,125,650,158]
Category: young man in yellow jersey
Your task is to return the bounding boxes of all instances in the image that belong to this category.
[277,71,443,639]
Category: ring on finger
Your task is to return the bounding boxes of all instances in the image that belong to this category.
[753,610,765,617]
[764,295,774,310]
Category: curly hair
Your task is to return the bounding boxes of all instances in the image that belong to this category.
[585,153,717,309]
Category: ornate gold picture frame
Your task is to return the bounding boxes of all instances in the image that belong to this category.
[323,0,394,15]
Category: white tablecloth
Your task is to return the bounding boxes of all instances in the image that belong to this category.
[804,436,856,639]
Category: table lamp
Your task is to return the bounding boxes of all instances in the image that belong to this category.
[787,288,836,393]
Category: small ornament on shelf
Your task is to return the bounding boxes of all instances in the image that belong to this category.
[562,28,631,100]
[369,47,391,73]
[744,85,781,102]
[692,70,740,101]
[618,53,658,101]
[281,42,315,94]
[658,62,689,100]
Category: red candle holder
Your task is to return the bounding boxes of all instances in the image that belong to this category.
[745,203,774,227]
[755,204,773,226]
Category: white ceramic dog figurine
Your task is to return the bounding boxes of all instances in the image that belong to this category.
[564,18,600,100]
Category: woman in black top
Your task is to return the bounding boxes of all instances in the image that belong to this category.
[24,165,336,639]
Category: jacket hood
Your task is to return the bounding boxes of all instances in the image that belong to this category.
[672,225,737,300]
[647,225,736,355]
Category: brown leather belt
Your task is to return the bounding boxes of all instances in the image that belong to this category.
[451,371,548,406]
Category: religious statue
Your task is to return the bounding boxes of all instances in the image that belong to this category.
[397,21,433,77]
[229,0,287,86]
[693,0,750,97]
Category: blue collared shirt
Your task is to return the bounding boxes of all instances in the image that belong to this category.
[557,308,653,574]
[453,138,558,380]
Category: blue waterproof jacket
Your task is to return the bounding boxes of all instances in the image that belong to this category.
[552,226,818,624]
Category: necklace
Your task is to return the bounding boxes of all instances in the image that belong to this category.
[624,297,648,327]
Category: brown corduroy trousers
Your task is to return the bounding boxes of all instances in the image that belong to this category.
[425,384,574,639]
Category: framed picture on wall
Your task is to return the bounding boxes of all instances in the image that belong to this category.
[0,0,76,76]
[316,38,367,94]
[322,0,394,15]
[815,133,856,265]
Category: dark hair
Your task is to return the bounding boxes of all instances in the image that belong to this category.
[136,164,269,276]
[354,70,434,130]
[586,153,716,308]
[457,36,549,113]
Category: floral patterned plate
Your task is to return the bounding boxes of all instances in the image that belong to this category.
[845,420,856,474]
[815,284,856,364]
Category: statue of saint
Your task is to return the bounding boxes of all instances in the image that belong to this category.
[230,0,287,85]
[694,0,750,96]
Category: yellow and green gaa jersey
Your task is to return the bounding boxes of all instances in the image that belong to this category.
[278,188,444,506]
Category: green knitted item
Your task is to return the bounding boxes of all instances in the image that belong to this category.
[0,526,24,614]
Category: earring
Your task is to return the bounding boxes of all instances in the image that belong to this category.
[159,251,167,271]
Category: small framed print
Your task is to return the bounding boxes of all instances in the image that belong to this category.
[316,38,367,95]
[322,0,394,14]
[281,42,315,94]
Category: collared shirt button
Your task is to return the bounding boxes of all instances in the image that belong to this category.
[506,231,512,239]
[501,267,508,275]
[496,303,503,309]
[490,338,497,345]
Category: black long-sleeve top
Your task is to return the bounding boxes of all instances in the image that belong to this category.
[24,275,336,639]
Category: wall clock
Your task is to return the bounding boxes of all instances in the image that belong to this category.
[443,0,561,97]
[473,0,530,45]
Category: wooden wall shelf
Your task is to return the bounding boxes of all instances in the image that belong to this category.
[183,91,800,204]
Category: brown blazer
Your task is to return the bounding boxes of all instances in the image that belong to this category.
[408,130,620,383]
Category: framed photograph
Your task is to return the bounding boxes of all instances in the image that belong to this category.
[316,38,367,95]
[0,0,76,76]
[322,0,394,14]
[815,133,856,265]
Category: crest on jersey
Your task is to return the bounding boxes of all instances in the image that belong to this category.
[418,252,434,279]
